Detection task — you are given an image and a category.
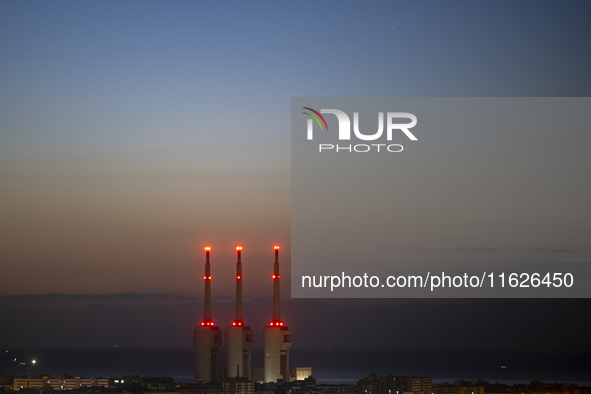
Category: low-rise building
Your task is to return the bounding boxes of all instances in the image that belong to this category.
[223,379,254,394]
[13,376,111,391]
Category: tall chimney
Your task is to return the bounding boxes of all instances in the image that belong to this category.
[194,246,222,383]
[235,246,243,324]
[272,246,281,322]
[263,245,291,383]
[203,247,212,324]
[226,246,253,379]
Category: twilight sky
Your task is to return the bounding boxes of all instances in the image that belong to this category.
[1,1,590,297]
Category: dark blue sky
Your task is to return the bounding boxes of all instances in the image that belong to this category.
[1,0,590,296]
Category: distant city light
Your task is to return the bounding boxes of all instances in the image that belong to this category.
[31,360,36,364]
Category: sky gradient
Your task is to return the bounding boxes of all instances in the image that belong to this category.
[1,0,590,297]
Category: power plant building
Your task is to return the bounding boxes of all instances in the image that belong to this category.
[225,246,254,379]
[262,246,292,383]
[193,245,303,385]
[193,247,223,382]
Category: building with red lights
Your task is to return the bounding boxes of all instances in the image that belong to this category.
[262,246,292,383]
[225,247,254,379]
[193,247,223,382]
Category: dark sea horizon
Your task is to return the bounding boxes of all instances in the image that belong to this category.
[1,348,590,386]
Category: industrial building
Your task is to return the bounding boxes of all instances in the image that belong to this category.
[193,247,223,383]
[194,245,306,385]
[262,246,292,383]
[225,246,254,379]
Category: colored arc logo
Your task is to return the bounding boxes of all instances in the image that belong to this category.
[302,107,329,131]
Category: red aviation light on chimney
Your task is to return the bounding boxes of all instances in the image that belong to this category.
[274,246,280,250]
[204,247,211,251]
[236,246,242,251]
[237,275,241,280]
